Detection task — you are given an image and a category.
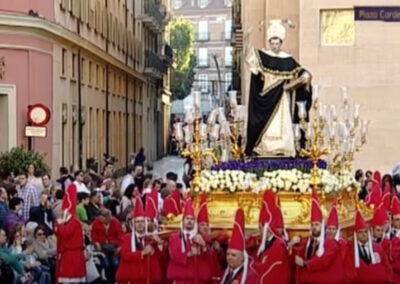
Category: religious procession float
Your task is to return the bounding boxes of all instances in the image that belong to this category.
[165,19,372,237]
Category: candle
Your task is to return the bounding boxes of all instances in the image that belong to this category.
[207,109,217,125]
[229,90,238,108]
[349,138,356,153]
[330,105,338,121]
[297,101,307,120]
[185,107,194,124]
[305,123,314,139]
[341,87,349,104]
[312,85,320,103]
[218,107,226,123]
[343,104,350,122]
[183,125,192,144]
[318,103,327,120]
[200,123,208,137]
[293,124,301,140]
[175,122,183,140]
[353,104,361,120]
[193,91,201,109]
[220,121,231,138]
[339,122,349,139]
[329,121,337,138]
[361,120,369,135]
[211,124,220,140]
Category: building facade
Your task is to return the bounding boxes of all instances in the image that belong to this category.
[172,0,233,108]
[234,0,400,172]
[0,0,173,173]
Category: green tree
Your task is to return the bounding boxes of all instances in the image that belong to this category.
[0,147,50,177]
[169,18,196,100]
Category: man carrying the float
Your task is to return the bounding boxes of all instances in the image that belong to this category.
[167,200,209,284]
[196,192,223,283]
[388,195,400,283]
[55,184,86,283]
[116,196,163,283]
[221,208,257,284]
[325,199,347,260]
[293,188,344,284]
[252,191,290,284]
[245,19,312,157]
[344,208,393,283]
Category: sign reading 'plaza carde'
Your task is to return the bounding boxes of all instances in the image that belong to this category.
[355,6,400,21]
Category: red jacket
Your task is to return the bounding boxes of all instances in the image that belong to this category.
[56,217,86,281]
[390,236,400,284]
[221,264,258,284]
[91,217,123,246]
[252,237,290,284]
[295,237,344,284]
[344,241,393,284]
[116,233,163,283]
[167,231,211,283]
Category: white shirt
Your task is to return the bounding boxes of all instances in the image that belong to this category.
[74,181,90,194]
[120,174,134,194]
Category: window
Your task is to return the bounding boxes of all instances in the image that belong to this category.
[321,9,355,45]
[96,64,99,87]
[61,48,67,76]
[198,0,208,9]
[225,19,232,40]
[72,53,76,79]
[173,0,183,10]
[225,72,232,91]
[198,48,208,66]
[102,67,106,89]
[80,57,85,83]
[198,20,209,41]
[198,74,209,93]
[225,46,233,66]
[224,0,232,7]
[88,61,92,85]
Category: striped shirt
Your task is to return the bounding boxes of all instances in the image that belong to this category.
[18,183,40,221]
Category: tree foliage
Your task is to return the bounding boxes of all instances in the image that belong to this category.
[0,147,50,177]
[169,18,196,100]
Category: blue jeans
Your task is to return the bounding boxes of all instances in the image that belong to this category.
[104,253,119,282]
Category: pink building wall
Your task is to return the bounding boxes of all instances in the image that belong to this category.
[0,0,54,20]
[0,34,54,166]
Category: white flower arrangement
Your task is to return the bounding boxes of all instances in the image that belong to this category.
[200,168,358,194]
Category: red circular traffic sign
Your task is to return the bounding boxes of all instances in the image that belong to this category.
[27,104,51,126]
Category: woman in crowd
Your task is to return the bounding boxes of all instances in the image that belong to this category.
[33,225,56,275]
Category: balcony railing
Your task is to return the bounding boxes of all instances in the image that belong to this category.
[196,32,210,41]
[143,2,166,31]
[164,44,174,62]
[145,50,165,77]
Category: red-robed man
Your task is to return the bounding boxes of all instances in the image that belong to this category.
[344,209,393,284]
[371,206,391,257]
[221,208,257,284]
[197,192,223,283]
[294,188,344,284]
[252,191,290,284]
[116,196,163,283]
[389,195,400,283]
[55,184,86,283]
[167,199,209,284]
[325,199,347,260]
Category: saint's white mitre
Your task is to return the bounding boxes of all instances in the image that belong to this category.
[267,19,286,41]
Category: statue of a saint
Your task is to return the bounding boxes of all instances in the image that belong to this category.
[245,20,312,158]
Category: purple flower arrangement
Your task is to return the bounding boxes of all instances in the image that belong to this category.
[212,158,327,177]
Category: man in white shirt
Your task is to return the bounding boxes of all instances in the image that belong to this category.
[120,167,135,194]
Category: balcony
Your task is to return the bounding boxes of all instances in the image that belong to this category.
[195,32,210,42]
[140,2,166,32]
[145,51,165,78]
[163,44,174,66]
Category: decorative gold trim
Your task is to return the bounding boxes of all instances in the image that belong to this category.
[254,94,283,147]
[256,50,301,77]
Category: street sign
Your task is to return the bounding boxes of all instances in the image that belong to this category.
[27,104,51,126]
[25,126,47,138]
